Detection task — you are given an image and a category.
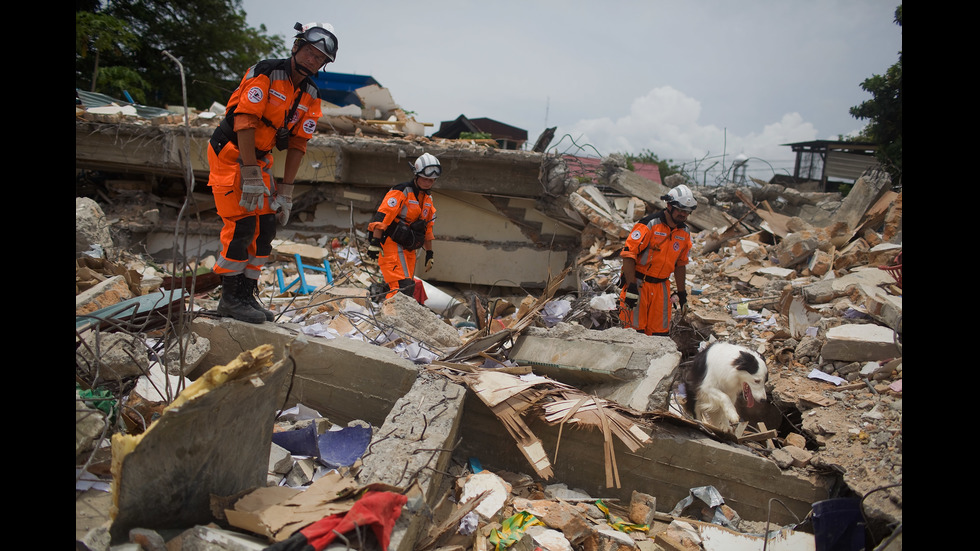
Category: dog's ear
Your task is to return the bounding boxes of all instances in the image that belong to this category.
[733,351,762,374]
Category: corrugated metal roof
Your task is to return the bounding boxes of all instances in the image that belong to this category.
[75,89,173,118]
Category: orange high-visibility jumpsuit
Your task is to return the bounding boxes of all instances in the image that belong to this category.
[368,182,436,299]
[207,58,322,279]
[619,211,691,335]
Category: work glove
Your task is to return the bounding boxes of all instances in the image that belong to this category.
[673,291,688,309]
[623,282,639,309]
[366,236,382,261]
[424,250,434,272]
[239,166,269,212]
[274,183,294,226]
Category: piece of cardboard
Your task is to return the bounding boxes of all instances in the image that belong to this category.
[225,470,360,542]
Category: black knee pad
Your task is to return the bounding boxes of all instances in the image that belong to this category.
[255,214,277,256]
[227,216,258,260]
[397,278,415,297]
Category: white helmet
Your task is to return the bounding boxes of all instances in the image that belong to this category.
[412,153,442,179]
[294,22,338,63]
[663,184,697,211]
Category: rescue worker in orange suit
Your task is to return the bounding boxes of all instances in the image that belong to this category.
[206,22,336,323]
[366,153,440,302]
[618,184,697,336]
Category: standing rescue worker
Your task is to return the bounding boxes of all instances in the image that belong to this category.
[618,184,697,336]
[207,22,337,323]
[366,153,440,301]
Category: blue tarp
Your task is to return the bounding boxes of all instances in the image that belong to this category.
[311,72,381,107]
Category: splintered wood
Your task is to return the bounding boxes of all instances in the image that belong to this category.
[435,266,652,486]
[468,371,558,479]
[465,369,651,487]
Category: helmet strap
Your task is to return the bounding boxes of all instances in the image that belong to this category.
[290,42,321,78]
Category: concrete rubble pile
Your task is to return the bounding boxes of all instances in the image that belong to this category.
[77,106,901,549]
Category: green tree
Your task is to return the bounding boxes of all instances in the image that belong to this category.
[622,149,688,182]
[849,5,902,184]
[75,11,142,95]
[76,1,287,110]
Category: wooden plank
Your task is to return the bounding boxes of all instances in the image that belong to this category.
[759,422,775,449]
[737,429,779,443]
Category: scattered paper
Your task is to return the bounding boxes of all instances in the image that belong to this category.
[807,369,847,386]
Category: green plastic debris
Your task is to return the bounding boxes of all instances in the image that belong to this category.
[488,511,543,551]
[595,499,649,533]
[77,384,117,421]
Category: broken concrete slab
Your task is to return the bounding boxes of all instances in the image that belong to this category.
[820,324,901,362]
[354,372,467,551]
[508,323,679,412]
[109,345,289,543]
[189,316,421,429]
[800,266,896,304]
[76,196,114,255]
[161,331,211,376]
[76,332,150,381]
[378,292,464,351]
[356,371,466,496]
[599,160,732,233]
[834,166,892,236]
[421,239,571,290]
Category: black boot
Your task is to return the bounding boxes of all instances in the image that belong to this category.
[216,274,266,324]
[242,276,276,322]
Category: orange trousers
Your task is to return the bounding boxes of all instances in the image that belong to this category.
[619,278,672,336]
[208,145,277,278]
[377,239,419,299]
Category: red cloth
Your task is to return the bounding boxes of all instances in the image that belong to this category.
[412,277,428,306]
[299,491,408,551]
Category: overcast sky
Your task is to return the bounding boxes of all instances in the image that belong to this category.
[239,0,901,184]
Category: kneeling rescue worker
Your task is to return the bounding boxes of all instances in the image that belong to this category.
[206,21,337,323]
[618,183,697,336]
[367,153,440,301]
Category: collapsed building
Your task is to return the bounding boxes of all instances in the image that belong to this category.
[76,85,902,551]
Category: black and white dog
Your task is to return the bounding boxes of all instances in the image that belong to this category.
[681,342,768,431]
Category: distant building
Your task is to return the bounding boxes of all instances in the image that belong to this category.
[782,140,878,192]
[432,115,528,150]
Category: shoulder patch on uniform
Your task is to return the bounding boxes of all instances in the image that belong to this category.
[630,229,642,240]
[386,197,398,208]
[303,118,317,134]
[247,86,264,103]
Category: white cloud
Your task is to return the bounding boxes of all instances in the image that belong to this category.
[557,87,814,180]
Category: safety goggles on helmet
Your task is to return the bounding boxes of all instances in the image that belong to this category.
[294,23,338,62]
[418,164,442,179]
